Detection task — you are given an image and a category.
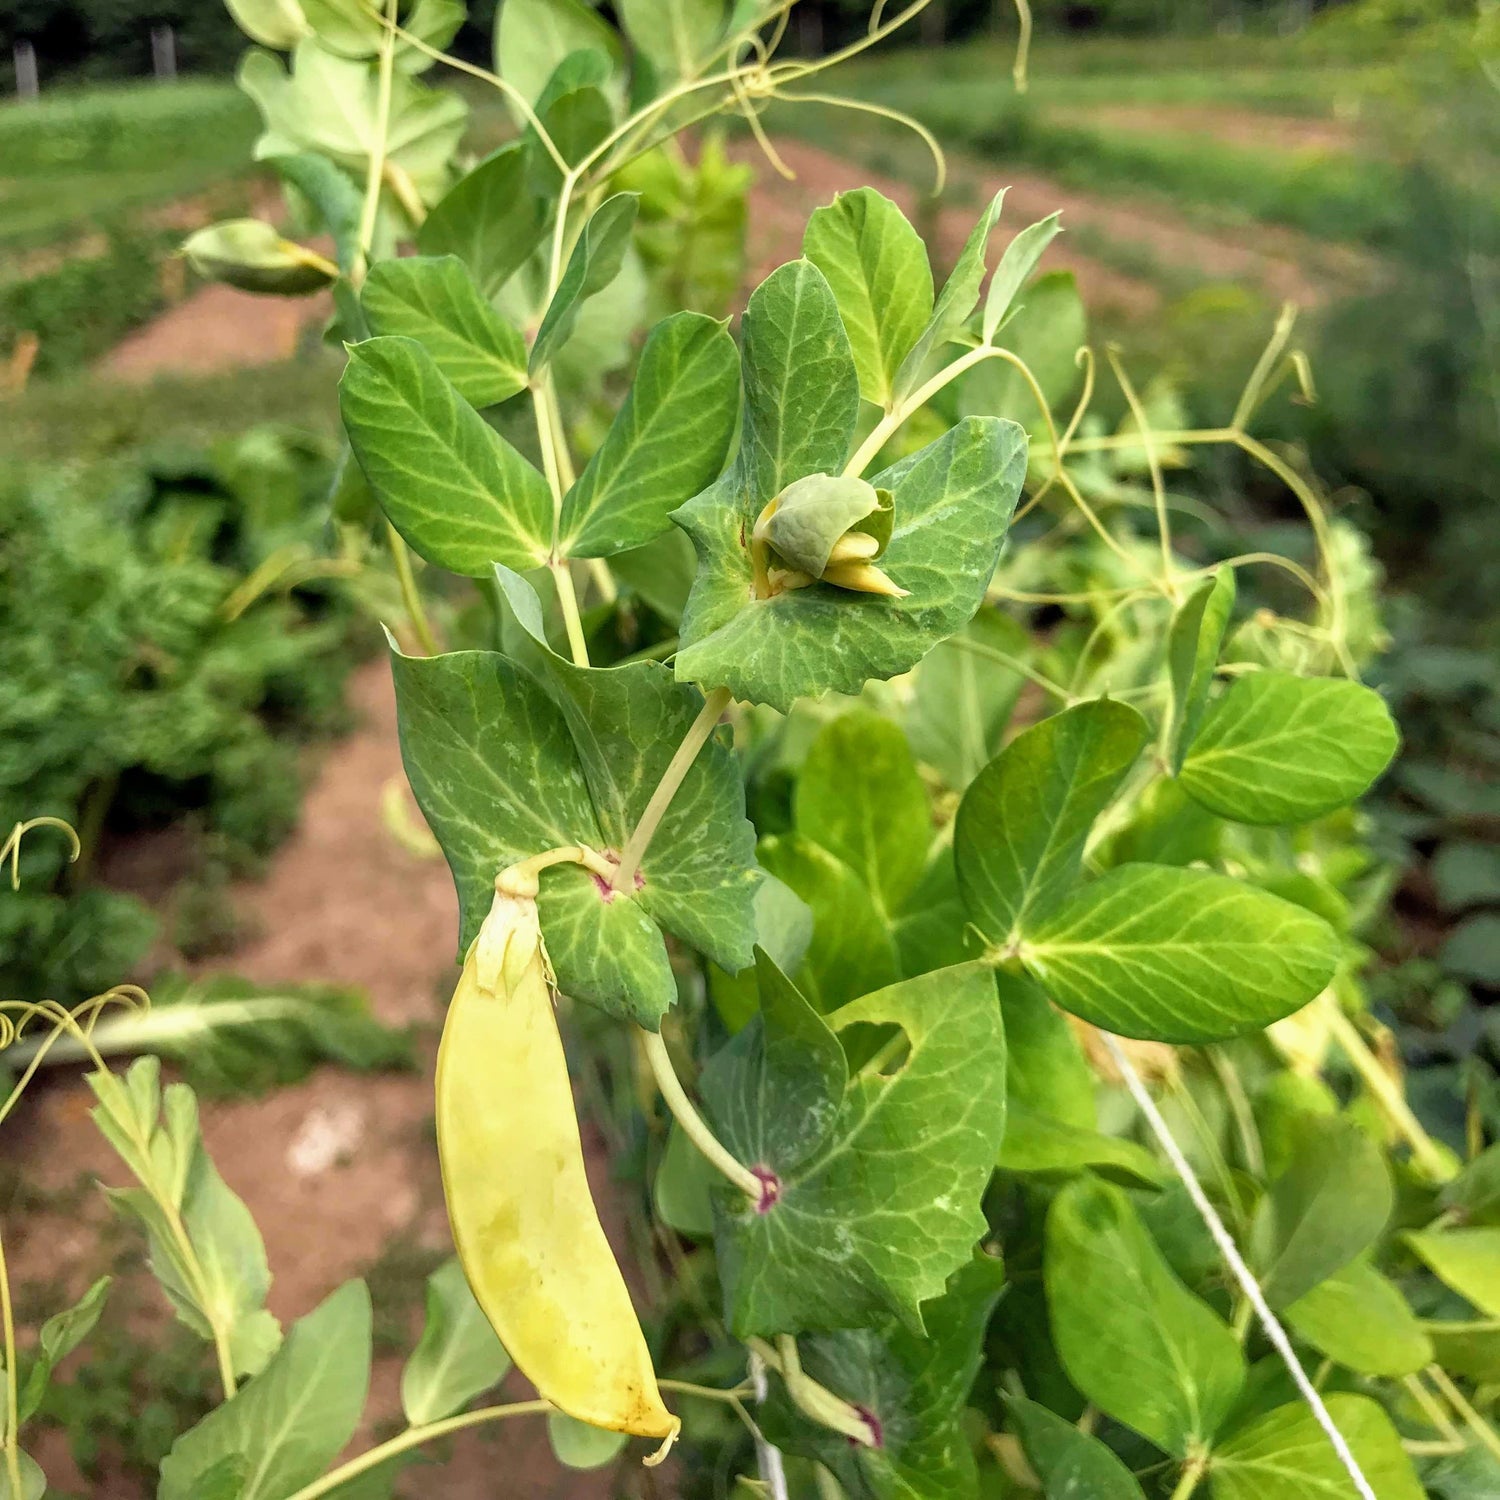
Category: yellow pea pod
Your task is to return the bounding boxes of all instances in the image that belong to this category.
[436,885,678,1443]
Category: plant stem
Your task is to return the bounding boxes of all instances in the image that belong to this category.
[611,686,732,890]
[1169,1460,1206,1500]
[353,0,400,284]
[639,1028,761,1201]
[549,561,590,668]
[283,1401,552,1500]
[386,523,439,656]
[1426,1366,1500,1465]
[1,1226,22,1498]
[1321,997,1455,1182]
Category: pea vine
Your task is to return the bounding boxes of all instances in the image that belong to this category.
[6,2,1500,1498]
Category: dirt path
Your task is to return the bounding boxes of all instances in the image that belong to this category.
[744,135,1369,311]
[8,663,617,1499]
[1052,101,1360,158]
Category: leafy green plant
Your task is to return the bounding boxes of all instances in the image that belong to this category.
[8,1,1500,1498]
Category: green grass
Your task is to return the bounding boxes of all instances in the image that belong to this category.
[0,80,258,250]
[0,356,344,465]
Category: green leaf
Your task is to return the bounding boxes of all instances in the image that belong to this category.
[674,416,1026,712]
[0,1452,44,1500]
[361,257,527,408]
[1007,1394,1148,1499]
[620,0,726,81]
[88,1065,281,1380]
[495,0,624,105]
[1002,1110,1166,1187]
[893,189,1005,402]
[1249,1115,1392,1310]
[1441,1141,1500,1226]
[1426,1321,1500,1382]
[268,152,363,273]
[653,1118,717,1237]
[416,144,546,300]
[738,259,861,500]
[962,269,1087,427]
[758,834,900,1011]
[159,1280,372,1500]
[762,1256,1006,1500]
[706,956,1007,1335]
[300,0,382,56]
[340,336,552,576]
[239,42,466,207]
[390,580,757,1026]
[998,969,1095,1130]
[1046,1177,1244,1456]
[559,311,739,557]
[525,50,614,194]
[981,211,1063,342]
[796,711,931,920]
[547,1411,629,1469]
[530,193,639,373]
[1167,567,1236,773]
[803,188,934,409]
[708,871,814,1032]
[1209,1394,1423,1499]
[395,0,464,72]
[1284,1260,1432,1377]
[906,608,1029,791]
[401,1258,511,1426]
[1022,864,1341,1044]
[1178,672,1399,825]
[1444,914,1500,985]
[1432,841,1500,912]
[956,699,1148,947]
[1406,1226,1500,1316]
[17,1276,111,1422]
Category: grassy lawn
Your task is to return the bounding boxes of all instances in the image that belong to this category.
[0,79,258,252]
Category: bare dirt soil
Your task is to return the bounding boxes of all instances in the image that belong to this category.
[1054,101,1360,157]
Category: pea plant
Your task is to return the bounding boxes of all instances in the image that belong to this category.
[8,2,1500,1498]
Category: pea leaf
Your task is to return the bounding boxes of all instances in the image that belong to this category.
[705,955,1007,1335]
[1209,1395,1423,1500]
[226,0,307,49]
[89,1061,281,1381]
[1406,1227,1500,1316]
[239,42,466,206]
[390,586,757,1026]
[494,0,624,106]
[1426,1321,1500,1383]
[1006,1395,1148,1499]
[1441,1141,1500,1226]
[17,1276,111,1422]
[981,211,1063,342]
[1178,672,1399,825]
[547,1411,628,1469]
[1284,1260,1432,1377]
[1046,1177,1244,1456]
[524,49,614,194]
[401,1258,511,1426]
[758,834,900,1012]
[361,257,527,408]
[530,193,639,373]
[674,416,1026,712]
[340,336,552,576]
[803,188,934,409]
[892,189,1006,403]
[1167,567,1236,772]
[1021,864,1341,1044]
[159,1280,372,1500]
[956,699,1149,947]
[998,970,1094,1129]
[620,0,727,82]
[0,1452,44,1500]
[962,269,1087,428]
[1249,1115,1393,1310]
[559,311,739,557]
[416,143,547,299]
[796,711,932,920]
[1001,1111,1166,1186]
[762,1256,1007,1500]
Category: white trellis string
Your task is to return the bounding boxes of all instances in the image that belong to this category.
[748,1348,789,1500]
[1101,1033,1377,1500]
